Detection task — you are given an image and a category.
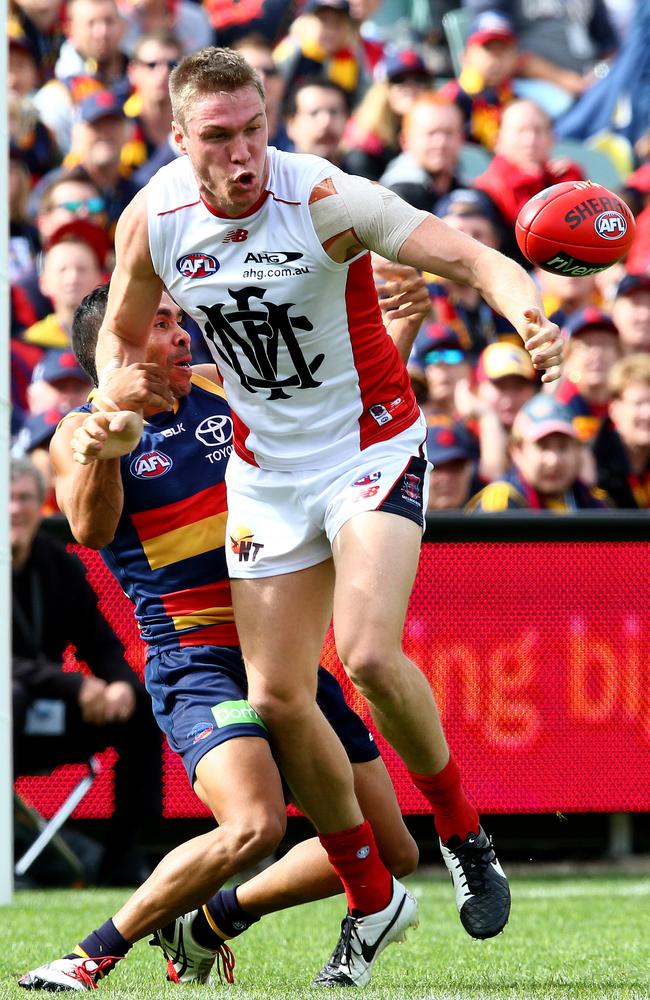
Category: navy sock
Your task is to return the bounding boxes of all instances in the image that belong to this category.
[65,920,133,978]
[198,886,260,944]
[68,919,132,969]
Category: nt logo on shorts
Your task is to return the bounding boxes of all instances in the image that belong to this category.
[230,525,264,562]
[198,287,324,400]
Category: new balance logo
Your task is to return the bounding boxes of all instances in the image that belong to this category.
[223,228,248,243]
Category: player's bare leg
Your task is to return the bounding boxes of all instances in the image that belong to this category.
[232,561,418,985]
[331,509,510,940]
[222,757,419,919]
[113,737,286,941]
[231,560,366,835]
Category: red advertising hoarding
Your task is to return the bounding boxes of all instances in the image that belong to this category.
[15,542,650,819]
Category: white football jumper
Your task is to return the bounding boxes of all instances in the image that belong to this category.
[147,148,420,472]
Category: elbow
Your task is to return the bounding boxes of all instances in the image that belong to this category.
[71,521,114,550]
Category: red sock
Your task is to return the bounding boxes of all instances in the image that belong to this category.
[319,820,393,915]
[409,754,479,845]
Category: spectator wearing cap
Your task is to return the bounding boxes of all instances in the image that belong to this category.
[380,94,466,212]
[11,406,70,515]
[427,188,518,359]
[466,394,609,512]
[285,77,352,168]
[22,223,106,351]
[554,307,622,446]
[438,12,519,151]
[464,0,619,119]
[9,147,41,287]
[32,0,129,157]
[27,349,93,417]
[593,353,650,509]
[35,89,140,234]
[611,273,650,355]
[8,19,41,96]
[274,0,372,106]
[426,422,481,512]
[409,322,473,423]
[456,341,538,481]
[343,48,434,181]
[474,100,583,255]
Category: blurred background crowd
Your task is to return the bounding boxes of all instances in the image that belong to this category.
[7,0,650,517]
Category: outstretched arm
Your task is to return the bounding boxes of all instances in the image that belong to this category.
[310,174,563,382]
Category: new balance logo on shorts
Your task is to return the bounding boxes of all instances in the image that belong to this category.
[211,700,268,730]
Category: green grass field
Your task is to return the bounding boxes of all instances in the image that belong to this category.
[2,871,649,999]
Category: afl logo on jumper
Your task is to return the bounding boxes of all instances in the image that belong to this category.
[195,414,233,447]
[176,253,219,278]
[594,212,627,240]
[130,450,173,478]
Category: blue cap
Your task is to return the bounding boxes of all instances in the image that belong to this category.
[31,349,92,386]
[614,273,650,298]
[382,48,432,82]
[467,11,517,46]
[14,406,68,453]
[512,394,578,442]
[434,187,500,226]
[76,88,125,124]
[426,421,476,465]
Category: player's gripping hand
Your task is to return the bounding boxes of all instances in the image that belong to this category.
[71,409,144,465]
[372,255,431,324]
[96,361,174,413]
[521,308,564,384]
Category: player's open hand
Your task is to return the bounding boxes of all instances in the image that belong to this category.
[97,362,174,413]
[71,410,144,465]
[522,308,564,383]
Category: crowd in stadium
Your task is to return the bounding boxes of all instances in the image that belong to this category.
[8,0,650,515]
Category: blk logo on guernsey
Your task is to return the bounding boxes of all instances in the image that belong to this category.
[130,450,173,478]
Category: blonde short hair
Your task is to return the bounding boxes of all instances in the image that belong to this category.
[169,46,265,130]
[608,352,650,398]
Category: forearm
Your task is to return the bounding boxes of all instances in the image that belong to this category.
[67,459,124,549]
[470,247,544,329]
[518,52,585,95]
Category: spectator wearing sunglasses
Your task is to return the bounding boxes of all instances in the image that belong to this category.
[408,323,473,424]
[13,169,109,340]
[122,32,182,178]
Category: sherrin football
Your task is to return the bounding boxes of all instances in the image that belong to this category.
[515,180,635,276]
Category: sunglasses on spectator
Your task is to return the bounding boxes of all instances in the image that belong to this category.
[423,349,466,366]
[134,58,178,71]
[52,196,106,213]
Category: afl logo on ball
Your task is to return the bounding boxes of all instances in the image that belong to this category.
[176,253,219,278]
[130,450,172,478]
[594,211,628,240]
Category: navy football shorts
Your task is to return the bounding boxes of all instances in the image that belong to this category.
[145,645,379,785]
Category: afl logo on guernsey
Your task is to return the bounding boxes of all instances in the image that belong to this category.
[176,253,219,278]
[130,450,173,478]
[594,211,627,240]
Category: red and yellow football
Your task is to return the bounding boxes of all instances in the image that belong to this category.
[515,180,635,276]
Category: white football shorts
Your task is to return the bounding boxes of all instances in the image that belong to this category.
[225,415,430,578]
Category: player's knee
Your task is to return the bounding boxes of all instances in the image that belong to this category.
[248,684,315,733]
[342,648,401,702]
[383,832,419,878]
[217,808,286,868]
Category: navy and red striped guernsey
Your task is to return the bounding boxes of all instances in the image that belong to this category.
[84,374,238,650]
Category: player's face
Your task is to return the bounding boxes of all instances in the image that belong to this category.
[174,86,269,217]
[145,293,192,398]
[513,433,581,497]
